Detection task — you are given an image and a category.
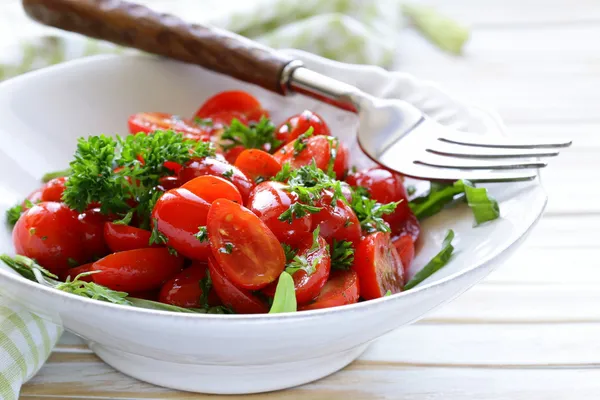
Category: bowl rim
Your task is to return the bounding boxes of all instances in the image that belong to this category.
[0,52,548,322]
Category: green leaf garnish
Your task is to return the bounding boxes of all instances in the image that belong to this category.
[219,243,234,254]
[112,210,134,226]
[404,230,455,290]
[330,240,354,270]
[292,127,314,156]
[268,271,297,314]
[220,117,281,152]
[350,189,399,234]
[285,227,322,276]
[195,226,209,243]
[282,243,297,263]
[463,180,500,225]
[57,272,131,305]
[149,218,168,246]
[278,203,322,224]
[6,204,23,226]
[193,117,214,127]
[41,168,71,183]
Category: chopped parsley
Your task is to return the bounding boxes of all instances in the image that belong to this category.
[28,228,36,236]
[195,226,209,243]
[220,117,282,152]
[219,243,234,254]
[6,204,23,226]
[193,117,214,127]
[167,247,179,256]
[282,243,297,263]
[293,127,314,156]
[350,190,399,234]
[41,168,71,183]
[285,228,323,276]
[149,219,169,246]
[222,169,234,179]
[330,240,354,270]
[278,203,322,224]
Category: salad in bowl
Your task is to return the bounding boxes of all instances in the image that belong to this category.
[3,89,498,315]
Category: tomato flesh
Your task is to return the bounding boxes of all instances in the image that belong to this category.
[234,149,282,183]
[92,248,183,292]
[208,257,268,314]
[352,232,404,300]
[299,270,360,311]
[207,199,285,290]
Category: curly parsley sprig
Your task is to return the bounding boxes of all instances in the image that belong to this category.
[220,117,282,152]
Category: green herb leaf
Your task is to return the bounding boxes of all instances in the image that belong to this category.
[293,127,314,156]
[330,240,354,270]
[384,290,392,296]
[268,271,297,314]
[198,270,212,309]
[278,203,322,224]
[350,189,399,234]
[6,204,23,226]
[57,272,131,305]
[219,243,234,254]
[463,180,500,225]
[193,117,214,127]
[149,218,169,246]
[195,226,209,243]
[282,243,297,263]
[127,297,203,313]
[220,117,281,152]
[285,227,322,276]
[222,169,234,179]
[404,230,455,290]
[113,210,134,226]
[409,181,465,220]
[41,168,71,183]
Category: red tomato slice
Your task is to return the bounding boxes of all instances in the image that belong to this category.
[92,248,184,292]
[312,192,361,245]
[195,91,268,123]
[234,149,282,183]
[179,158,254,203]
[208,257,268,314]
[103,222,154,253]
[77,208,109,261]
[207,199,285,290]
[352,232,404,300]
[392,235,415,274]
[346,167,420,241]
[60,263,93,282]
[299,270,360,311]
[247,181,312,246]
[273,135,331,171]
[128,112,211,140]
[275,110,331,144]
[158,263,220,308]
[263,235,331,305]
[151,188,211,260]
[181,175,242,205]
[13,202,86,275]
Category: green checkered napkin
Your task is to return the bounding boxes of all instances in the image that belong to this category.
[0,0,468,397]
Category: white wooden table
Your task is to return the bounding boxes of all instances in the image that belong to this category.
[19,0,600,398]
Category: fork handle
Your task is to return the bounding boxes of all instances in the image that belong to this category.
[22,0,296,94]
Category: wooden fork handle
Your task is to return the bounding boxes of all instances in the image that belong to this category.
[22,0,296,94]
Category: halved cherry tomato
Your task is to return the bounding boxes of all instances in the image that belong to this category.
[207,199,285,290]
[78,208,109,261]
[299,270,360,311]
[92,248,184,292]
[234,149,282,183]
[352,232,404,300]
[157,175,181,191]
[60,263,93,282]
[208,257,268,314]
[179,157,254,202]
[181,175,242,205]
[346,167,420,241]
[159,263,220,308]
[195,91,268,123]
[392,235,415,274]
[205,111,248,127]
[273,135,347,179]
[103,222,154,253]
[263,235,331,305]
[247,181,312,246]
[151,188,211,260]
[13,202,86,275]
[275,110,331,144]
[312,191,361,245]
[128,112,211,140]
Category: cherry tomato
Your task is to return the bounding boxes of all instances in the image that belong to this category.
[207,199,285,290]
[181,175,242,205]
[312,191,361,245]
[179,158,254,203]
[332,142,350,180]
[346,167,420,241]
[128,112,211,139]
[60,263,93,282]
[157,175,181,191]
[13,202,86,275]
[39,177,68,202]
[195,91,268,123]
[92,248,184,292]
[103,222,154,253]
[263,235,331,305]
[299,270,360,311]
[205,111,248,127]
[247,181,312,246]
[208,257,268,314]
[129,289,160,301]
[151,188,211,260]
[163,161,183,174]
[77,208,109,261]
[392,235,415,274]
[222,146,245,165]
[352,232,404,300]
[273,135,347,179]
[159,263,220,308]
[25,187,43,206]
[234,149,282,183]
[275,110,331,144]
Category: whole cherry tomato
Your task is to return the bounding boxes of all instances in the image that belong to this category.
[194,91,268,123]
[346,167,420,241]
[103,222,154,253]
[352,232,404,300]
[78,208,109,261]
[151,188,212,260]
[157,175,181,191]
[263,234,331,305]
[60,263,93,282]
[299,269,360,311]
[208,257,268,314]
[234,149,282,183]
[13,202,86,275]
[274,135,348,179]
[128,112,211,140]
[275,110,331,144]
[158,263,220,308]
[39,177,68,202]
[181,175,242,205]
[178,158,254,203]
[92,248,184,292]
[392,234,415,274]
[312,191,361,245]
[246,181,312,246]
[207,199,285,290]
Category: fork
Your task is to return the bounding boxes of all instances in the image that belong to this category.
[22,0,571,182]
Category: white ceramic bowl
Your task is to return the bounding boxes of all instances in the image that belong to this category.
[0,50,546,394]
